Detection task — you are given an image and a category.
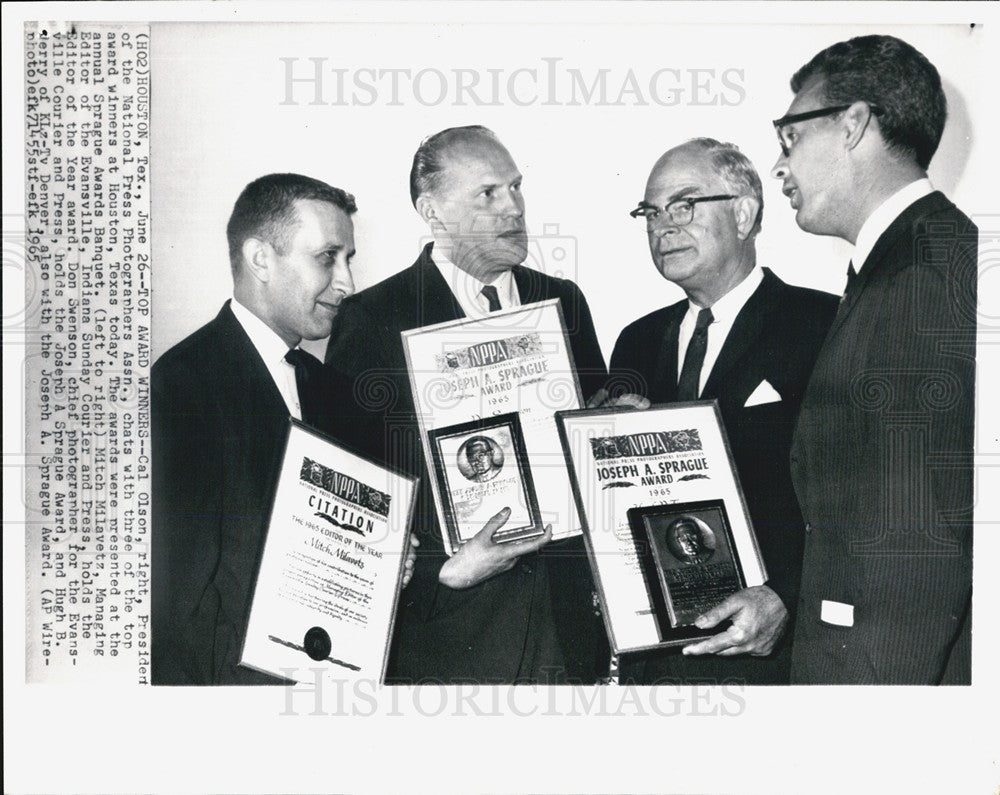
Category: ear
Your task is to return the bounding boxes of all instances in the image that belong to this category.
[241,237,273,283]
[842,100,876,153]
[415,194,440,228]
[733,195,761,240]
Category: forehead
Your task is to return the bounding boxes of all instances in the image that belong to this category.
[437,137,520,192]
[784,75,828,118]
[645,146,726,200]
[289,199,354,246]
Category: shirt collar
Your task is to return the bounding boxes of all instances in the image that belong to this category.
[230,298,296,365]
[853,178,933,272]
[686,266,763,325]
[431,249,519,317]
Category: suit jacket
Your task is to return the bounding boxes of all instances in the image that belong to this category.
[325,242,609,683]
[152,301,352,684]
[790,191,976,684]
[609,268,838,684]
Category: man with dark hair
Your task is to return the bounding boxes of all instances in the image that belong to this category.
[611,139,837,685]
[327,126,609,683]
[787,34,945,171]
[152,173,364,684]
[770,35,976,684]
[225,174,358,272]
[408,124,498,206]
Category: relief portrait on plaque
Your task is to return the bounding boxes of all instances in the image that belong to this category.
[664,515,716,566]
[456,435,505,484]
[632,500,746,631]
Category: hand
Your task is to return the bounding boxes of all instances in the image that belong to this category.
[681,586,788,657]
[401,533,420,588]
[586,387,650,410]
[438,507,552,590]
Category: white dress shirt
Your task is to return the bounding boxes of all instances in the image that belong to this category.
[677,266,763,396]
[432,250,521,317]
[852,178,933,273]
[230,298,303,419]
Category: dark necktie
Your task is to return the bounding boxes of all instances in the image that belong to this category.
[284,348,323,425]
[481,284,502,313]
[841,261,857,305]
[676,307,713,401]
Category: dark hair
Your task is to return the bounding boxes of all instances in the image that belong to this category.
[409,125,499,206]
[791,35,946,170]
[226,173,357,272]
[683,138,764,236]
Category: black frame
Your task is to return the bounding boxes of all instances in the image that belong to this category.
[427,412,544,552]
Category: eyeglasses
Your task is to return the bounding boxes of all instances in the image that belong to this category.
[629,195,736,228]
[772,103,882,157]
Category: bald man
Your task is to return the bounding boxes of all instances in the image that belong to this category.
[610,139,838,684]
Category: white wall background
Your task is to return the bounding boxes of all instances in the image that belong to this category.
[150,20,984,361]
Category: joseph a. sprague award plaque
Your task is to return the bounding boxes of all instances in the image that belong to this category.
[427,412,544,551]
[240,421,417,683]
[629,500,745,635]
[556,402,766,653]
[401,299,583,554]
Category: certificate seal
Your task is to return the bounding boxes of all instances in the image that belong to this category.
[303,626,333,661]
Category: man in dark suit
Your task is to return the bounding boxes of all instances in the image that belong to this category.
[610,139,838,684]
[326,126,609,683]
[770,35,976,684]
[152,173,367,684]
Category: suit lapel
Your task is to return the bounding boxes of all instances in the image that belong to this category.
[702,269,780,398]
[512,265,548,307]
[652,303,685,402]
[216,302,290,416]
[413,243,466,326]
[825,191,949,342]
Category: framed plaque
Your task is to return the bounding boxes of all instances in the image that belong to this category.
[240,420,418,684]
[401,299,584,554]
[628,500,746,644]
[428,413,544,550]
[556,401,766,654]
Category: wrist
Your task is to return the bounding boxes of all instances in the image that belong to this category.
[439,559,473,590]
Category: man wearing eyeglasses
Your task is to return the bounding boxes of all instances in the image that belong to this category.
[609,138,838,685]
[770,36,976,685]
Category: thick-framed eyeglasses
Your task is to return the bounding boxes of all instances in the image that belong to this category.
[629,195,736,228]
[772,103,882,157]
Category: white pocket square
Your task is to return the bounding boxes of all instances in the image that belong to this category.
[744,380,782,407]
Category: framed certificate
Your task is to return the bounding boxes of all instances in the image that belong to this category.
[428,413,544,550]
[240,420,418,684]
[401,299,584,554]
[556,402,766,654]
